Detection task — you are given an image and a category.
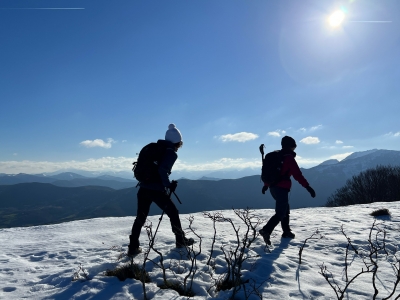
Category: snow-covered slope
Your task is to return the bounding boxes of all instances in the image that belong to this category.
[342,149,379,161]
[317,159,339,166]
[1,202,399,299]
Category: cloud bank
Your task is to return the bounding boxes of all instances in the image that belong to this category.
[0,157,133,174]
[0,154,326,174]
[0,157,261,174]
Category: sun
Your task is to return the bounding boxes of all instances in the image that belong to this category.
[329,10,345,27]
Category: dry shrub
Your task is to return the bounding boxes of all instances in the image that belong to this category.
[370,208,391,217]
[105,262,150,282]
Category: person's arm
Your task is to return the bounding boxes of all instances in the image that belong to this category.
[262,183,269,194]
[288,156,309,188]
[158,148,177,188]
[288,156,316,197]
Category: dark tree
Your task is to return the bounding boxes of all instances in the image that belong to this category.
[326,165,400,207]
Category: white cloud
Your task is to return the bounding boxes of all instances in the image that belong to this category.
[122,140,127,143]
[268,131,281,137]
[335,140,343,144]
[80,138,115,149]
[13,153,17,156]
[329,152,353,161]
[298,125,322,133]
[300,136,320,144]
[342,145,354,149]
[267,130,286,137]
[384,131,400,137]
[218,132,259,143]
[310,125,322,131]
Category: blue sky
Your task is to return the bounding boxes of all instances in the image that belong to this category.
[1,0,399,175]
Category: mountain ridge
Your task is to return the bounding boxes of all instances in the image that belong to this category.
[1,149,399,228]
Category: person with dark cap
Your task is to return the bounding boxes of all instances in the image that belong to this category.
[128,124,194,256]
[259,136,316,245]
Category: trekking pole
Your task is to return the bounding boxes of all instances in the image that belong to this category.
[149,189,172,249]
[172,191,182,204]
[259,144,265,183]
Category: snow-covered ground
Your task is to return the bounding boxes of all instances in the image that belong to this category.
[1,201,399,299]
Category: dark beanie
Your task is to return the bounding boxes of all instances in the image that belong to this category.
[281,136,297,148]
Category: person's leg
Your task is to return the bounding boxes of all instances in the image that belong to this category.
[280,204,291,233]
[152,191,193,247]
[152,191,183,235]
[130,188,152,251]
[262,186,289,234]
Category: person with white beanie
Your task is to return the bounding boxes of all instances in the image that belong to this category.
[128,124,194,256]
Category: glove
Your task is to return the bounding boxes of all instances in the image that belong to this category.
[306,186,316,198]
[262,186,269,194]
[169,180,178,193]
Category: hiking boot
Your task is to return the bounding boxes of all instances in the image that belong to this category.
[259,229,271,245]
[128,235,141,256]
[282,231,295,239]
[176,236,195,248]
[127,246,142,257]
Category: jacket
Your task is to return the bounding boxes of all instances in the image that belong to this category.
[264,149,309,190]
[139,140,177,192]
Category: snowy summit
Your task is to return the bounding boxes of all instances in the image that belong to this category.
[1,202,399,299]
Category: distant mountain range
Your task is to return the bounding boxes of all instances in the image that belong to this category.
[0,183,136,228]
[0,149,399,228]
[0,172,137,190]
[0,167,259,181]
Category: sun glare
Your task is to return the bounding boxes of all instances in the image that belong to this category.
[329,10,345,27]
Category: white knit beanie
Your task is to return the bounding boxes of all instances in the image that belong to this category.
[165,124,182,143]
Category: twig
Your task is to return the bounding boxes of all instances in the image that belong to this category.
[298,229,322,265]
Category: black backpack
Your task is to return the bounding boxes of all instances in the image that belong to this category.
[260,146,285,185]
[132,142,168,183]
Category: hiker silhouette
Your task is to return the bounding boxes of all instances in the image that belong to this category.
[259,136,316,245]
[128,124,194,256]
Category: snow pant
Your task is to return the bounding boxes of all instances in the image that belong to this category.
[130,187,183,249]
[261,186,291,234]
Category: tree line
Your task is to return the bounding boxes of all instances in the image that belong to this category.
[326,165,400,207]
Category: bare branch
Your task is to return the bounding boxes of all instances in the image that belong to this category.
[298,229,323,265]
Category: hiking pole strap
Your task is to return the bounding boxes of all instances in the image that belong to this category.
[173,191,182,204]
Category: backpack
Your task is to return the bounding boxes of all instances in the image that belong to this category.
[132,142,168,183]
[261,150,285,185]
